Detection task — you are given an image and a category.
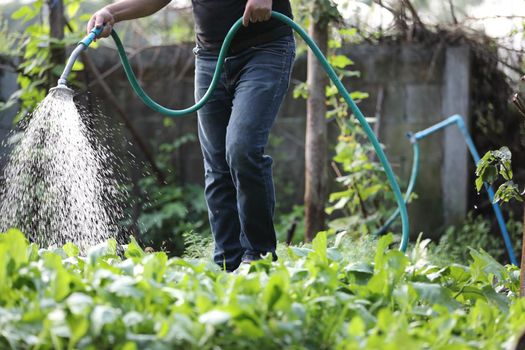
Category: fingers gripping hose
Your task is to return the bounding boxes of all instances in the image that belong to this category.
[66,12,411,251]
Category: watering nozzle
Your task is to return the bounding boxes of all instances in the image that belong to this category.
[49,84,74,96]
[55,26,105,89]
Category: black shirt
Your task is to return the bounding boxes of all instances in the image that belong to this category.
[191,0,293,54]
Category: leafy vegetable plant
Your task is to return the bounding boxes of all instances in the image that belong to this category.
[0,229,523,349]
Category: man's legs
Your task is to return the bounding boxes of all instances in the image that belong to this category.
[225,35,296,261]
[194,50,244,271]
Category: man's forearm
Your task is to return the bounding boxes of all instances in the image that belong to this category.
[106,0,171,23]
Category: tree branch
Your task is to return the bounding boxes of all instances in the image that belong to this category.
[464,15,525,21]
[401,0,426,30]
[448,0,458,25]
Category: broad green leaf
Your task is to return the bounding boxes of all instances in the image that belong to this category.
[67,314,89,350]
[311,231,328,263]
[72,60,84,72]
[198,310,231,326]
[63,242,79,257]
[142,252,168,282]
[289,246,313,257]
[469,249,507,283]
[263,272,290,312]
[87,239,117,265]
[11,5,36,22]
[90,305,120,336]
[118,342,138,350]
[481,285,509,312]
[42,252,71,301]
[475,176,484,192]
[374,233,394,269]
[0,229,29,268]
[107,276,143,298]
[411,282,461,311]
[348,316,366,337]
[66,293,93,315]
[124,236,145,260]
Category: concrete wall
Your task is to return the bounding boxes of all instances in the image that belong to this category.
[0,58,19,171]
[0,42,472,238]
[337,43,472,236]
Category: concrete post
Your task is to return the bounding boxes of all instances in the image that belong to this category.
[441,46,471,226]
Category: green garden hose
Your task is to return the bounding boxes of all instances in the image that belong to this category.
[59,11,411,252]
[374,141,419,236]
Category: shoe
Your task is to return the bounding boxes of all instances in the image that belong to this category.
[241,254,260,264]
[241,252,277,264]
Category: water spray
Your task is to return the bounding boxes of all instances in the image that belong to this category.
[55,12,411,252]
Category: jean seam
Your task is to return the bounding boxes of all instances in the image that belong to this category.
[258,44,293,249]
[263,47,286,238]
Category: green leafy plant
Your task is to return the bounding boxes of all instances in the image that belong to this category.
[2,0,89,121]
[432,212,522,265]
[0,228,523,349]
[297,27,397,236]
[476,146,522,203]
[291,19,407,241]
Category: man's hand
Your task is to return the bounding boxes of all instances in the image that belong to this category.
[86,8,115,39]
[243,0,273,27]
[86,0,171,40]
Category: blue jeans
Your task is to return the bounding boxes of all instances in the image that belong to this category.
[194,35,296,271]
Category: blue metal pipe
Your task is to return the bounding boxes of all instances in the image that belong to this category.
[413,114,517,265]
[412,115,461,141]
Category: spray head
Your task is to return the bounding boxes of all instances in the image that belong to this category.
[49,84,74,96]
